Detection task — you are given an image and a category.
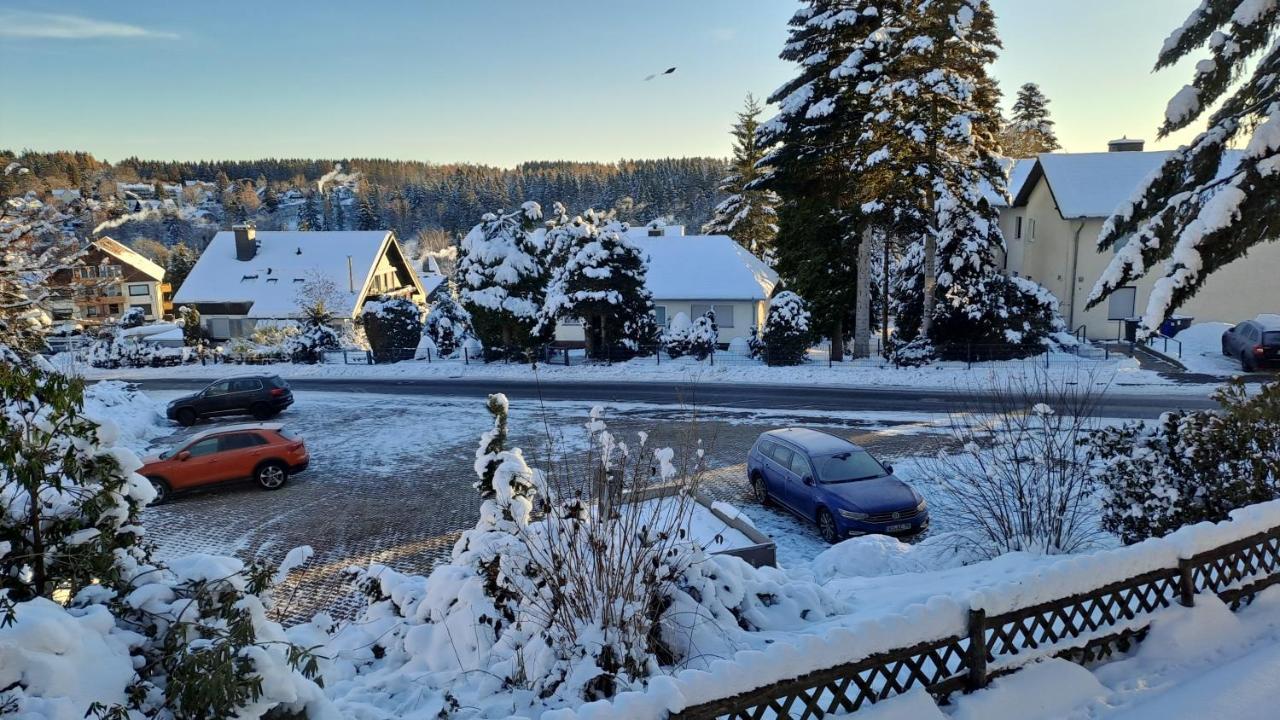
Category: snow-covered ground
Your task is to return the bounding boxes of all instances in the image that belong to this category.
[856,587,1280,720]
[1173,322,1248,376]
[54,347,1226,394]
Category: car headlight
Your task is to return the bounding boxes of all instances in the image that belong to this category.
[916,498,928,511]
[838,509,869,520]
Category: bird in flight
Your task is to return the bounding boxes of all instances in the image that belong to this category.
[644,67,677,81]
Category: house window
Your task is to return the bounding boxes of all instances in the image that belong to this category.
[128,284,149,296]
[1029,218,1037,240]
[1015,217,1023,239]
[654,305,668,327]
[53,307,74,320]
[108,304,120,314]
[131,303,154,316]
[691,303,735,328]
[87,305,100,318]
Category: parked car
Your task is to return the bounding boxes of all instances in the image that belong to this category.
[166,375,293,426]
[139,423,309,503]
[747,428,928,543]
[1221,315,1280,371]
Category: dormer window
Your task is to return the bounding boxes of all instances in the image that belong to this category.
[241,274,259,282]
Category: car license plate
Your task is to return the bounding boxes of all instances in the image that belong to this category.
[886,523,912,533]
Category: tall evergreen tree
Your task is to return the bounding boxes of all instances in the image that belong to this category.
[333,191,347,230]
[357,192,381,231]
[703,94,779,261]
[538,209,656,359]
[864,0,1064,361]
[456,203,549,357]
[298,190,322,231]
[1000,82,1061,157]
[262,183,280,214]
[1088,0,1280,338]
[322,191,335,231]
[756,1,885,361]
[165,244,198,294]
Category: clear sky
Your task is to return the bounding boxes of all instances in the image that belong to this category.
[0,1,1207,166]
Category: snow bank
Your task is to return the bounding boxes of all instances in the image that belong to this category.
[0,598,139,718]
[950,659,1106,720]
[82,380,168,454]
[831,688,945,719]
[810,534,970,583]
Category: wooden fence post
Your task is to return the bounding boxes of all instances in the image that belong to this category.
[1178,558,1197,607]
[966,608,988,692]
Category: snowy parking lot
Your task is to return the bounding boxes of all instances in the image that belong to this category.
[123,387,955,622]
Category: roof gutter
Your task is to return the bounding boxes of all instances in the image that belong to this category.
[1067,219,1086,330]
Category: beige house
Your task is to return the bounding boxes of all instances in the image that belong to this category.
[173,225,426,340]
[50,237,171,325]
[1000,141,1280,341]
[553,225,778,345]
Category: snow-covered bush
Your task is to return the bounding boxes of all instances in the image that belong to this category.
[664,311,717,360]
[118,306,146,329]
[422,291,474,358]
[746,325,766,360]
[920,369,1107,559]
[309,397,837,714]
[85,327,186,369]
[457,203,549,360]
[0,359,333,718]
[175,305,207,347]
[361,296,423,363]
[1087,380,1280,544]
[760,291,812,366]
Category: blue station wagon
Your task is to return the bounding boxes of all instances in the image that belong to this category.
[747,428,929,543]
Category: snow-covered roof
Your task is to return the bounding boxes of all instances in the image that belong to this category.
[417,271,447,297]
[173,230,397,319]
[94,237,165,281]
[632,234,777,301]
[983,158,1034,208]
[1014,150,1243,219]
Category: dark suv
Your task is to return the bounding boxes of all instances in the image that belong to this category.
[1221,315,1280,371]
[166,375,294,426]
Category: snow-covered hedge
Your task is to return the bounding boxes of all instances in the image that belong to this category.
[1087,380,1280,544]
[760,291,811,366]
[361,296,423,363]
[665,311,718,360]
[422,292,474,358]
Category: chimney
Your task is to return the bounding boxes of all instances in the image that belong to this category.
[233,223,257,261]
[1108,137,1145,153]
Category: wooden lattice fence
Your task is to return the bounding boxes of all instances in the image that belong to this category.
[671,523,1280,720]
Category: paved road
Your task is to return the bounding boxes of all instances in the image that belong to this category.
[124,376,1218,418]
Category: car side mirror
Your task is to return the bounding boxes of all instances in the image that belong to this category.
[884,464,894,475]
[177,451,191,461]
[802,475,814,486]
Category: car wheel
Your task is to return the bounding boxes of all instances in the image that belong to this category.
[255,461,288,490]
[251,402,273,420]
[816,508,840,544]
[751,474,772,506]
[147,477,170,505]
[175,407,197,427]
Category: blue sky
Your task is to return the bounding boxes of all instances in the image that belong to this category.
[0,1,1206,165]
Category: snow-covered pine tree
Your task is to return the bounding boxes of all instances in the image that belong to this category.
[761,291,812,366]
[423,290,473,358]
[688,310,718,360]
[755,1,886,361]
[538,209,656,359]
[864,0,1065,362]
[298,190,322,231]
[702,95,779,262]
[999,82,1061,157]
[1088,0,1280,339]
[357,190,381,231]
[165,243,197,294]
[457,202,550,358]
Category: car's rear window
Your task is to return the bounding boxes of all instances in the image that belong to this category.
[277,427,299,441]
[817,451,887,483]
[1264,332,1280,346]
[270,376,289,388]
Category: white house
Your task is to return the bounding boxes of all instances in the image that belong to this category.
[998,140,1280,341]
[553,225,778,345]
[173,225,427,340]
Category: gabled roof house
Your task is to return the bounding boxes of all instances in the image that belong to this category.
[998,140,1278,340]
[553,225,778,344]
[173,225,426,340]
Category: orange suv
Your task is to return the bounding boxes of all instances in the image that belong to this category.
[139,423,309,503]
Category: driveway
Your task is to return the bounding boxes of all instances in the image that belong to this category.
[137,390,954,623]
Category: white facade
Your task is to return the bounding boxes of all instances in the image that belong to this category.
[1000,149,1280,340]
